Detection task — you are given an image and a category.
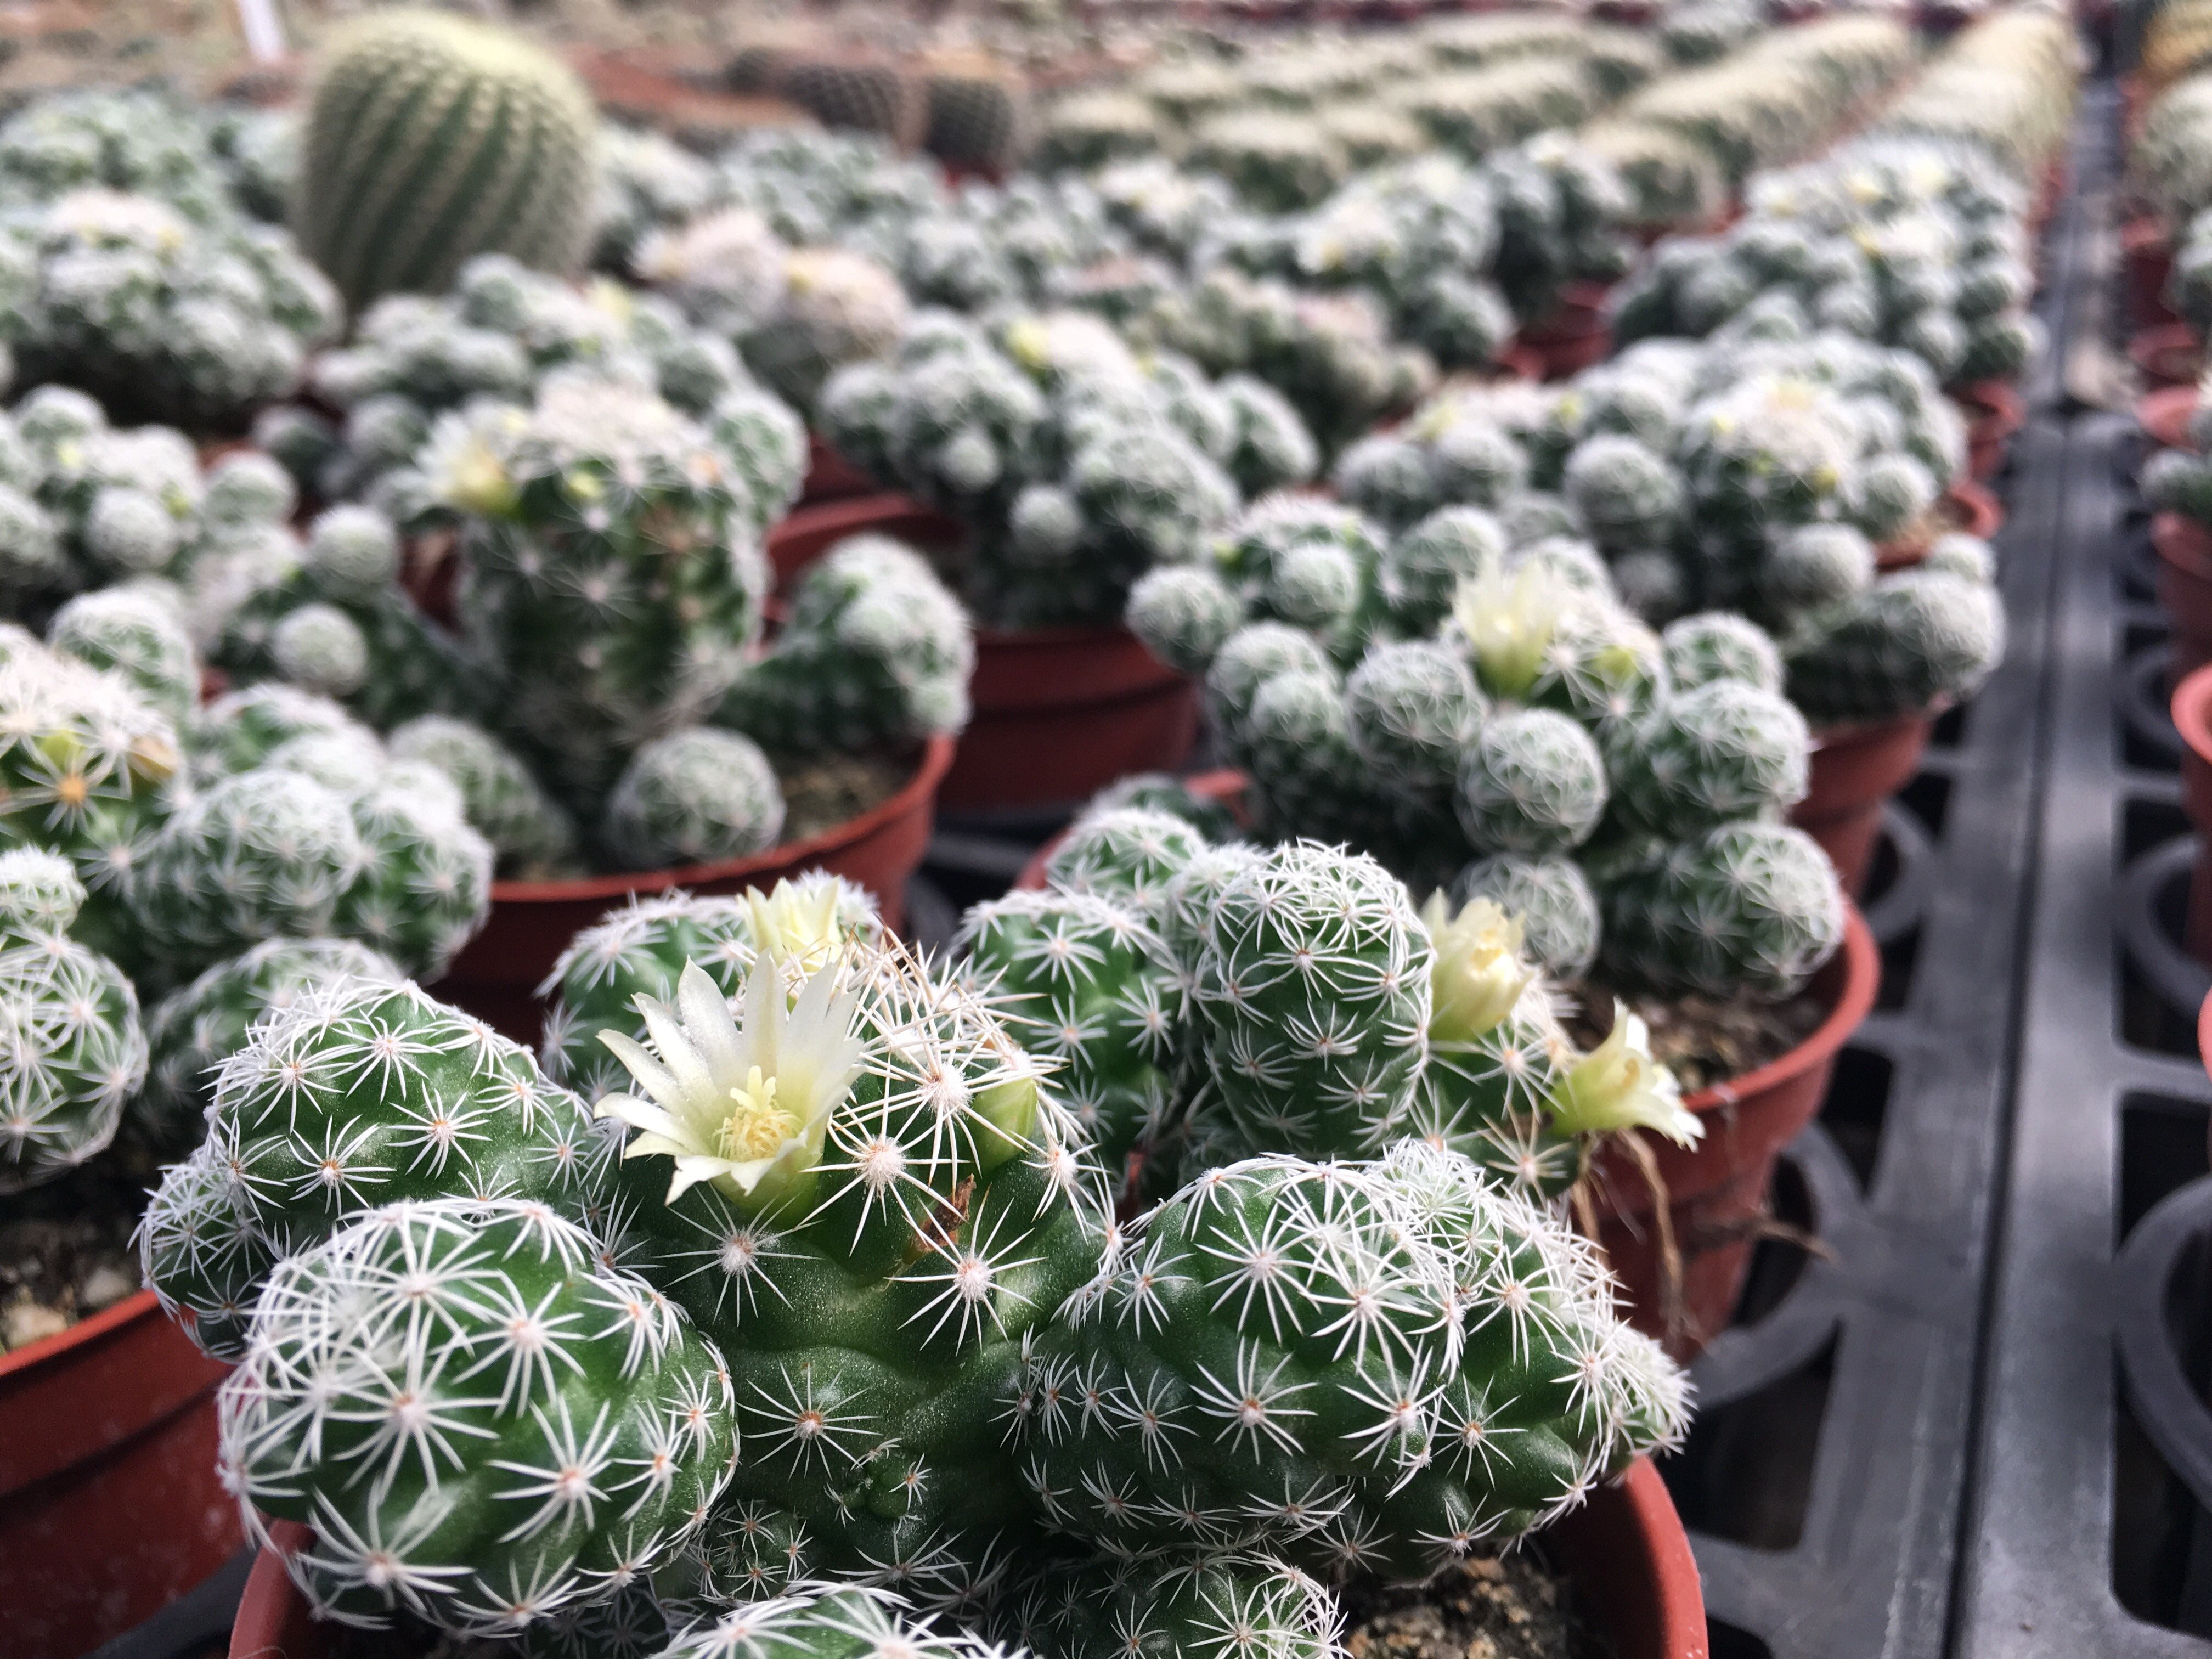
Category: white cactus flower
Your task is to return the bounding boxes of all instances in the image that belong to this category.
[596,953,864,1209]
[1545,1002,1702,1148]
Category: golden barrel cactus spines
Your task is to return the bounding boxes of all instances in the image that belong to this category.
[295,10,600,312]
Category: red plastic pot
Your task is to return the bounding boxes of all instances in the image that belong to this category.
[1791,712,1935,897]
[434,735,953,1040]
[1515,280,1614,381]
[2131,321,2204,391]
[1,1291,239,1659]
[2154,512,2212,681]
[1951,380,2025,482]
[799,432,883,506]
[767,493,1203,813]
[2142,385,2201,451]
[2125,212,2178,331]
[1875,478,2005,571]
[2199,983,2212,1086]
[2169,660,2212,963]
[234,1460,1707,1659]
[1593,907,1878,1359]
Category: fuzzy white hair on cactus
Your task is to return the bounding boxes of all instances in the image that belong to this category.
[597,954,865,1208]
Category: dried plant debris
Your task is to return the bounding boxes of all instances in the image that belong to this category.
[1341,1550,1612,1659]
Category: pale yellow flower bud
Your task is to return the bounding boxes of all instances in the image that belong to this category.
[1547,1002,1703,1147]
[1421,893,1536,1046]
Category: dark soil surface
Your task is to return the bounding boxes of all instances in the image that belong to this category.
[1341,1549,1613,1659]
[773,747,913,843]
[0,1132,163,1353]
[1565,980,1830,1095]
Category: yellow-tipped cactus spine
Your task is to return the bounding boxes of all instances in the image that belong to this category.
[296,10,598,311]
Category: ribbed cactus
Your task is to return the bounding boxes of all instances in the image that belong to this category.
[715,536,974,755]
[137,975,614,1358]
[588,934,1105,1593]
[960,889,1186,1169]
[139,935,404,1158]
[600,728,786,873]
[0,847,145,1193]
[216,1198,736,1634]
[296,10,599,310]
[1007,1141,1690,1581]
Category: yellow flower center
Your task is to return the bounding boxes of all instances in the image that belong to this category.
[720,1067,800,1160]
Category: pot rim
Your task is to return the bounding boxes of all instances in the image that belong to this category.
[234,1472,1707,1659]
[0,1286,162,1380]
[2170,659,2212,770]
[1682,904,1877,1114]
[2140,385,2199,449]
[487,735,953,905]
[1805,702,1948,751]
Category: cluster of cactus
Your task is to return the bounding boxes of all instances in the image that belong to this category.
[820,308,1311,628]
[0,89,238,225]
[1612,138,2045,387]
[1136,499,1848,1001]
[1869,7,2080,179]
[2136,67,2212,227]
[293,9,599,311]
[273,252,808,530]
[135,840,1695,1646]
[0,184,340,430]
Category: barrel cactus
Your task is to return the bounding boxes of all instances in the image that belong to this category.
[295,10,599,309]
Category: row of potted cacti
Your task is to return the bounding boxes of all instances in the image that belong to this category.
[0,4,2062,1655]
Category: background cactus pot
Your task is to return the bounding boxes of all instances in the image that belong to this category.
[1792,711,1939,896]
[2158,512,2212,681]
[0,1290,238,1659]
[770,493,1204,811]
[1593,905,1880,1358]
[2171,661,2212,963]
[433,733,951,1039]
[229,1460,1709,1659]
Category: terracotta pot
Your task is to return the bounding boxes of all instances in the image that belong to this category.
[2170,661,2212,963]
[234,1461,1707,1659]
[2199,983,2212,1086]
[799,433,884,506]
[434,736,953,1040]
[1593,907,1878,1360]
[1791,712,1935,896]
[1,1291,239,1659]
[766,494,1203,814]
[944,629,1200,812]
[1875,478,2005,571]
[1951,379,2025,481]
[2142,385,2201,451]
[765,492,963,588]
[2131,321,2204,391]
[2154,512,2212,681]
[2125,212,2178,330]
[1515,280,1614,381]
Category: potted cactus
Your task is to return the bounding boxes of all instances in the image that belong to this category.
[128,857,1706,1658]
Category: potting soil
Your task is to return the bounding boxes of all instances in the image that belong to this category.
[1339,1550,1611,1659]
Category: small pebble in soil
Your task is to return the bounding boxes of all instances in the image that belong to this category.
[1341,1551,1610,1659]
[0,1134,163,1352]
[1564,980,1829,1094]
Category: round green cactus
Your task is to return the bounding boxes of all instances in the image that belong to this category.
[218,1198,736,1635]
[1454,707,1608,856]
[1204,624,1332,769]
[1126,563,1243,678]
[1344,639,1485,799]
[0,847,146,1193]
[600,729,787,873]
[1609,679,1810,839]
[1193,842,1431,1155]
[1449,853,1601,980]
[715,535,974,755]
[1660,611,1784,695]
[335,766,496,979]
[1043,806,1210,926]
[1784,568,2005,726]
[1561,434,1683,554]
[1009,1141,1689,1580]
[47,585,197,720]
[1599,820,1846,1000]
[137,974,616,1358]
[1380,506,1506,636]
[960,888,1187,1169]
[139,935,405,1158]
[389,713,580,878]
[998,1550,1341,1659]
[658,1584,1000,1659]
